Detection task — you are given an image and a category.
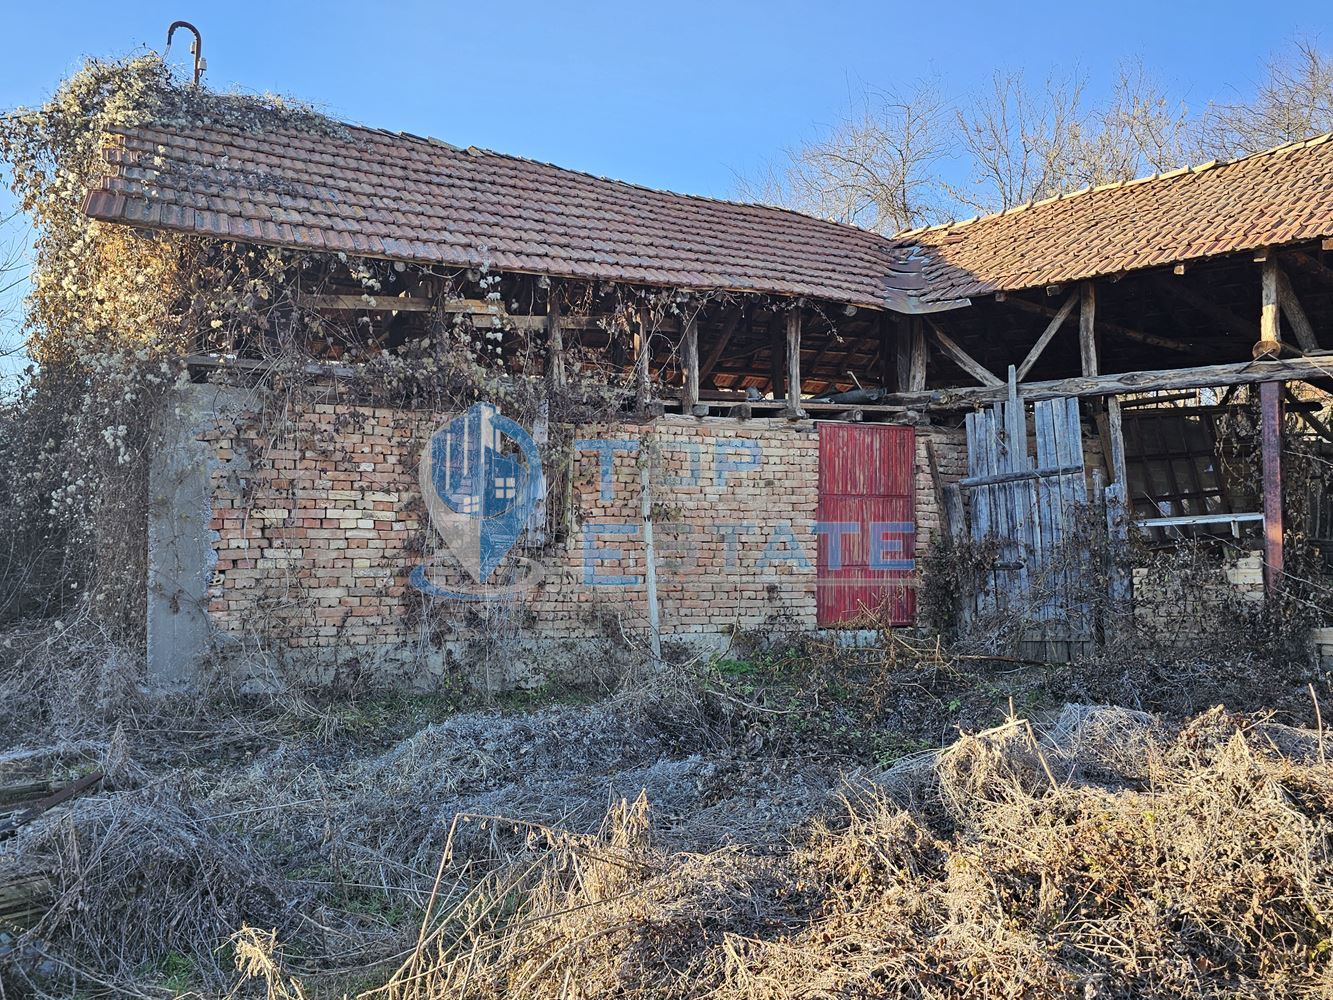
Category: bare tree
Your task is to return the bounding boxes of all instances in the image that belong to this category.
[0,210,32,392]
[947,70,1089,214]
[737,82,950,233]
[1073,60,1197,185]
[1199,38,1333,158]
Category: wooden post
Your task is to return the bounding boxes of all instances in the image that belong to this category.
[1105,397,1127,486]
[1104,481,1132,608]
[635,306,651,411]
[640,444,662,666]
[769,314,785,400]
[907,317,927,392]
[1259,257,1285,597]
[1080,280,1127,489]
[1260,257,1281,356]
[879,315,894,390]
[785,308,802,416]
[1260,381,1285,597]
[547,289,566,388]
[681,310,700,413]
[1079,282,1098,377]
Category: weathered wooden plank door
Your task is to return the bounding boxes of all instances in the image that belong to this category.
[816,424,916,626]
[960,386,1092,657]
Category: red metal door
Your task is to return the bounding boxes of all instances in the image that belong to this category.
[817,424,916,626]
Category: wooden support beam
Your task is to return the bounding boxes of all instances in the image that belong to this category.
[878,352,1333,408]
[924,318,1003,387]
[1003,294,1193,353]
[892,316,929,392]
[1105,396,1127,487]
[546,291,566,388]
[879,315,894,389]
[1274,265,1320,351]
[1148,277,1259,340]
[1016,290,1078,381]
[1259,257,1285,598]
[1079,282,1098,377]
[785,309,804,416]
[768,315,785,399]
[1261,257,1281,351]
[297,293,433,312]
[635,307,652,411]
[1285,387,1333,444]
[908,318,927,390]
[681,309,700,412]
[1260,379,1285,597]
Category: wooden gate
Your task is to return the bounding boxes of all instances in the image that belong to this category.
[956,386,1094,656]
[817,423,916,626]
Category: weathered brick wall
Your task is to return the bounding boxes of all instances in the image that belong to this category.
[170,395,973,676]
[1131,549,1266,635]
[913,423,968,554]
[1315,627,1333,672]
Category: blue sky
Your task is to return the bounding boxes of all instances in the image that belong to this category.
[1,0,1330,380]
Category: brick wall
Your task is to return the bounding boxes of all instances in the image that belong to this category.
[152,390,971,677]
[913,423,968,553]
[1131,549,1266,635]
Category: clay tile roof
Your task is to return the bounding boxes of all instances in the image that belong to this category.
[896,133,1333,302]
[80,121,932,311]
[80,121,1333,312]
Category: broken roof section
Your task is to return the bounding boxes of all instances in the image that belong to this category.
[80,120,1333,312]
[902,134,1333,303]
[80,122,939,313]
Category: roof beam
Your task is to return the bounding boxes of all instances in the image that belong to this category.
[297,294,432,312]
[880,352,1333,408]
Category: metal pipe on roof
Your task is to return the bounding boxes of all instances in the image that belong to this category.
[165,21,206,86]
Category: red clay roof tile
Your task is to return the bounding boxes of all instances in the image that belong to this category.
[80,121,929,310]
[79,122,1333,310]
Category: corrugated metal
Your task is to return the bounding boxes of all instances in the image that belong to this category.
[816,424,916,626]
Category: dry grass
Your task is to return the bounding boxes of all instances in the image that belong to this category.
[346,706,1333,1000]
[4,622,1333,998]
